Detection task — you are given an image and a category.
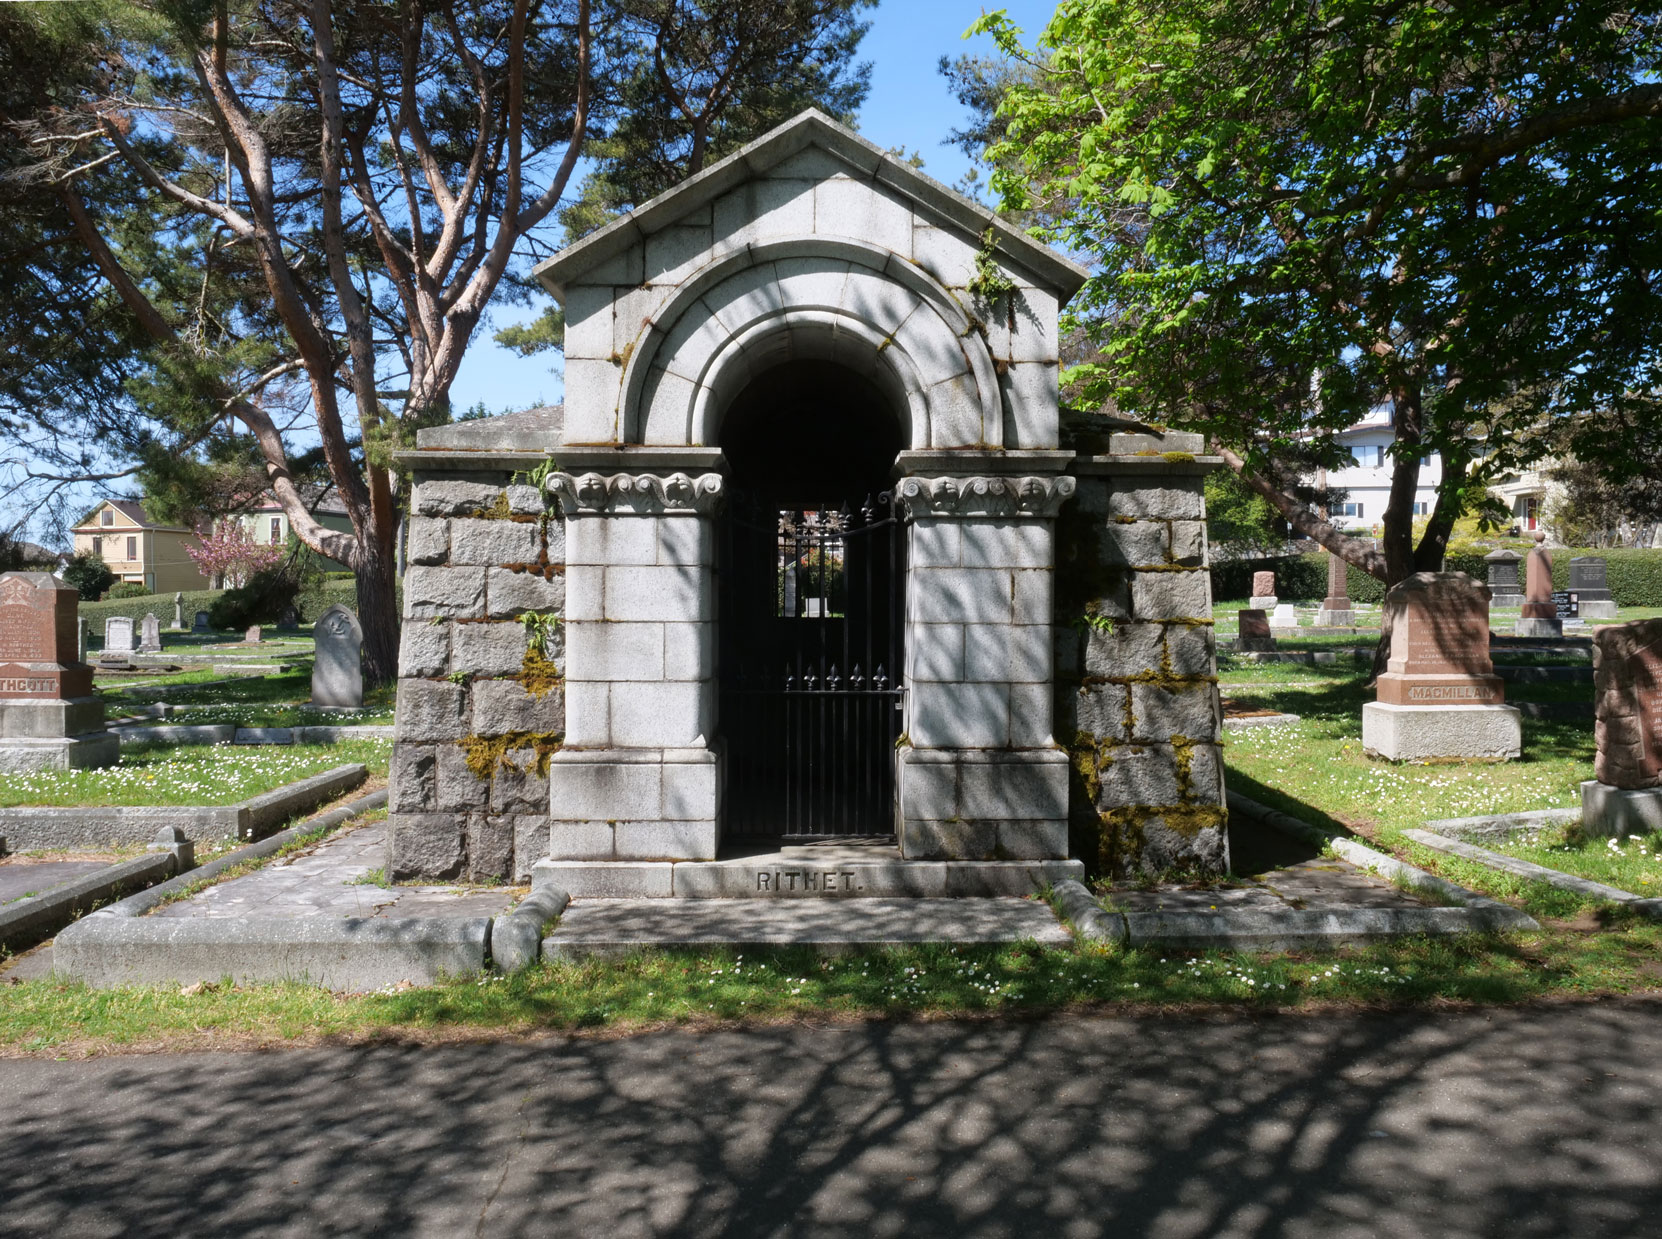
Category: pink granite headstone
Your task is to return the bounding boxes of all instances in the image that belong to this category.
[1593,619,1662,789]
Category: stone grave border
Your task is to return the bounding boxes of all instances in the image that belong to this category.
[1406,811,1662,923]
[0,828,194,954]
[0,763,369,851]
[110,723,396,746]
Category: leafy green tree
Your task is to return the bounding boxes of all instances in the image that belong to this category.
[62,552,116,602]
[971,1,1662,590]
[6,0,871,684]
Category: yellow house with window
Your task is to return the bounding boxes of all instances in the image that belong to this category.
[70,500,212,593]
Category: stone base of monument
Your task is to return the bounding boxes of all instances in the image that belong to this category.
[1579,600,1619,620]
[1233,637,1279,653]
[0,697,117,771]
[1514,617,1564,638]
[0,731,120,773]
[1312,608,1356,627]
[1580,780,1662,836]
[1361,702,1522,762]
[1249,595,1278,609]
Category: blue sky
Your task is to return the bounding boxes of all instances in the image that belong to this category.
[451,0,1058,416]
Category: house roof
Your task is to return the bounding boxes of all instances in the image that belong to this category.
[70,499,192,533]
[242,483,351,518]
[532,109,1090,303]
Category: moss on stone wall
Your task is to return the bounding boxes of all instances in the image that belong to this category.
[458,730,564,781]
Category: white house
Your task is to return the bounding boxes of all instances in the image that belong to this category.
[1318,418,1442,533]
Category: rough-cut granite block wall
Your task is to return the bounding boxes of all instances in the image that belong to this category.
[1056,433,1228,879]
[390,474,564,882]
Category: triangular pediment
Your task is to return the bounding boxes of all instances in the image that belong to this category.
[533,109,1087,301]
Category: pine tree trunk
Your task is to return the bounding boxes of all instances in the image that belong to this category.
[354,539,400,687]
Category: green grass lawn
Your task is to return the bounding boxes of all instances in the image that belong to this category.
[1484,824,1662,896]
[101,668,316,710]
[0,739,391,808]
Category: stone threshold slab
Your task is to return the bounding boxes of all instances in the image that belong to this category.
[542,897,1070,959]
[532,857,1086,899]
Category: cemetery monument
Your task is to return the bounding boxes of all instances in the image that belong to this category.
[1571,557,1618,620]
[173,591,185,629]
[193,610,212,632]
[1236,609,1277,653]
[1515,532,1562,638]
[103,615,134,659]
[311,604,365,708]
[1582,618,1662,834]
[1313,552,1355,627]
[1363,572,1521,761]
[1249,570,1278,609]
[1484,548,1523,607]
[0,572,118,772]
[139,612,162,653]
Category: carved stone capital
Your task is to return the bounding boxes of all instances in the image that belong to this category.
[897,474,1076,519]
[548,471,725,516]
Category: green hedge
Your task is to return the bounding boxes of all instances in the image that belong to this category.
[79,588,226,633]
[1214,547,1662,606]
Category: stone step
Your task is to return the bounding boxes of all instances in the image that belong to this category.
[541,897,1072,958]
[532,856,1085,899]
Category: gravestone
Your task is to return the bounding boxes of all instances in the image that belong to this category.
[1313,552,1355,627]
[244,624,262,644]
[1362,572,1521,761]
[277,606,299,632]
[77,618,89,663]
[1484,548,1523,607]
[1271,603,1299,630]
[192,610,212,632]
[139,612,161,653]
[1515,531,1562,638]
[1249,570,1278,609]
[1581,619,1662,835]
[0,572,117,772]
[1571,556,1618,619]
[173,592,185,629]
[1235,608,1276,652]
[311,604,364,707]
[103,615,134,658]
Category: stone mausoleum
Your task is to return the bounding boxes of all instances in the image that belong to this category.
[390,111,1225,891]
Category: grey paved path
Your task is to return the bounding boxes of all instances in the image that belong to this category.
[549,897,1070,955]
[2,1001,1660,1237]
[148,821,516,921]
[0,861,110,905]
[1110,857,1430,914]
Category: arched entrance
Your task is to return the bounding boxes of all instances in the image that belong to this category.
[717,360,907,839]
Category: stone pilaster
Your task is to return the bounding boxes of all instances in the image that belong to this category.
[543,469,724,861]
[894,471,1074,860]
[1058,434,1228,879]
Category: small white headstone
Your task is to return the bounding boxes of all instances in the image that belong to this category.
[104,615,134,655]
[311,604,364,707]
[173,592,185,629]
[1271,603,1299,628]
[139,612,161,653]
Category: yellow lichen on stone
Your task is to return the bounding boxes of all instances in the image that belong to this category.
[458,730,565,781]
[517,642,563,698]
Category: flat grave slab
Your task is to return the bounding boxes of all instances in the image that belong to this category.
[0,860,112,905]
[148,821,515,921]
[545,897,1071,957]
[1108,858,1430,914]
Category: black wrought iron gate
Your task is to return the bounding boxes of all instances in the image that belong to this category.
[719,493,905,839]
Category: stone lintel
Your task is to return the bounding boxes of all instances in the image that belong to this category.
[893,449,1074,477]
[391,449,553,473]
[548,470,725,517]
[554,445,726,474]
[896,474,1075,519]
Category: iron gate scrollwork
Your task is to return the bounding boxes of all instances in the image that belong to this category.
[719,492,905,838]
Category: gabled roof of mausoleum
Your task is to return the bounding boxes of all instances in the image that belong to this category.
[532,109,1089,302]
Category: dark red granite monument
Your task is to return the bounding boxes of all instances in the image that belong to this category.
[0,572,116,771]
[1583,619,1662,834]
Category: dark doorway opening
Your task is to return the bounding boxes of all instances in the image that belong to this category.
[718,361,906,840]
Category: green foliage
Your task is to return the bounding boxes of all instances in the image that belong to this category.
[61,553,116,602]
[1204,471,1281,558]
[1552,549,1662,608]
[106,582,151,600]
[208,566,299,631]
[972,1,1662,581]
[519,611,564,656]
[559,0,876,239]
[493,307,567,358]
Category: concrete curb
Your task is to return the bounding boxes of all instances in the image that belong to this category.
[1222,713,1301,730]
[111,724,395,746]
[1052,880,1127,944]
[491,884,571,972]
[1120,905,1536,950]
[55,915,488,991]
[0,764,369,850]
[1405,829,1662,921]
[1423,808,1582,841]
[0,852,177,952]
[89,788,389,919]
[1226,790,1539,931]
